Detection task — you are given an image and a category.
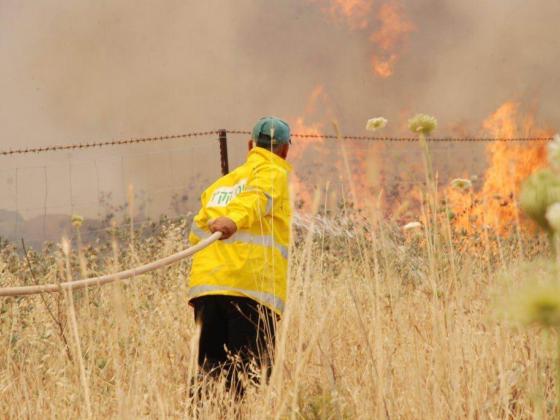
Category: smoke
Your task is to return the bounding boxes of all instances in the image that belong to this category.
[2,0,559,144]
[0,0,559,234]
[399,0,560,134]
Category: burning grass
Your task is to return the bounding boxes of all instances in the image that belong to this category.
[0,207,556,418]
[0,102,556,417]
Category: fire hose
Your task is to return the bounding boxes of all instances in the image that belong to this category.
[0,231,223,298]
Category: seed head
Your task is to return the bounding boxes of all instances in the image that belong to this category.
[450,178,472,191]
[408,114,438,135]
[71,214,84,229]
[546,203,560,233]
[403,221,422,231]
[365,117,388,132]
[519,168,560,232]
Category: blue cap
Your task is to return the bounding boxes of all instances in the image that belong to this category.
[251,117,291,146]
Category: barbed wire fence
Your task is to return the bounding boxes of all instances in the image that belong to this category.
[0,129,552,249]
[0,130,551,157]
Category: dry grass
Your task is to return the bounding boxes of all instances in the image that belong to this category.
[0,211,556,419]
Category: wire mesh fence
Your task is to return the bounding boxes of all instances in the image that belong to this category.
[0,133,222,248]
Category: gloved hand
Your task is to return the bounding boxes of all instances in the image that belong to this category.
[208,217,238,240]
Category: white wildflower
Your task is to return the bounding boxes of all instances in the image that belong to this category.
[450,178,472,191]
[548,134,560,170]
[546,203,560,233]
[366,117,388,132]
[403,221,422,231]
[408,114,438,135]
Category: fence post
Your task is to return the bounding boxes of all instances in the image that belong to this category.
[218,129,229,175]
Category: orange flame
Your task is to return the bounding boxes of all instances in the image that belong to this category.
[289,85,384,212]
[288,86,327,210]
[309,0,414,78]
[370,2,415,78]
[309,0,374,30]
[447,101,550,234]
[290,117,325,210]
[290,85,327,163]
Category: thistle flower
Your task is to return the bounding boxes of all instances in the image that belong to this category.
[519,168,560,232]
[71,214,84,229]
[408,114,438,136]
[450,178,472,191]
[548,134,560,171]
[546,203,560,233]
[403,221,422,231]
[365,117,388,132]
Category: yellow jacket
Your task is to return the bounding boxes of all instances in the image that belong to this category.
[188,147,292,315]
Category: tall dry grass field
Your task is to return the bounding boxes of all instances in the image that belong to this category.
[0,210,555,418]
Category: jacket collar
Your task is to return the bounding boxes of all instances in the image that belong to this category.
[249,147,292,172]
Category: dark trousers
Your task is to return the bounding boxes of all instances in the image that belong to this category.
[191,295,277,394]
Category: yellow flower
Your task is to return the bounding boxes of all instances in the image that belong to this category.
[450,178,472,191]
[408,114,438,135]
[365,117,388,132]
[71,214,84,229]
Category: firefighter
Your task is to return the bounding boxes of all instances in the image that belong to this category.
[188,116,292,394]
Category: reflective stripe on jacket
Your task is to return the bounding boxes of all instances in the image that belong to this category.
[188,147,292,315]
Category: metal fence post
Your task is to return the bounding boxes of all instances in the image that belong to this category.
[218,129,229,175]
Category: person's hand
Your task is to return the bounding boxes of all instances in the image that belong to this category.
[208,217,237,240]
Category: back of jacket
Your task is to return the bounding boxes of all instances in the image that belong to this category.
[188,147,292,315]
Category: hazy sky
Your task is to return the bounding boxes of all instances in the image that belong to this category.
[2,0,559,149]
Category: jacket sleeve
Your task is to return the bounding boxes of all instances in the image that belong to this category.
[225,164,286,230]
[188,191,209,245]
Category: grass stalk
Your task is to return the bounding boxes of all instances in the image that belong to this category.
[61,239,93,418]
